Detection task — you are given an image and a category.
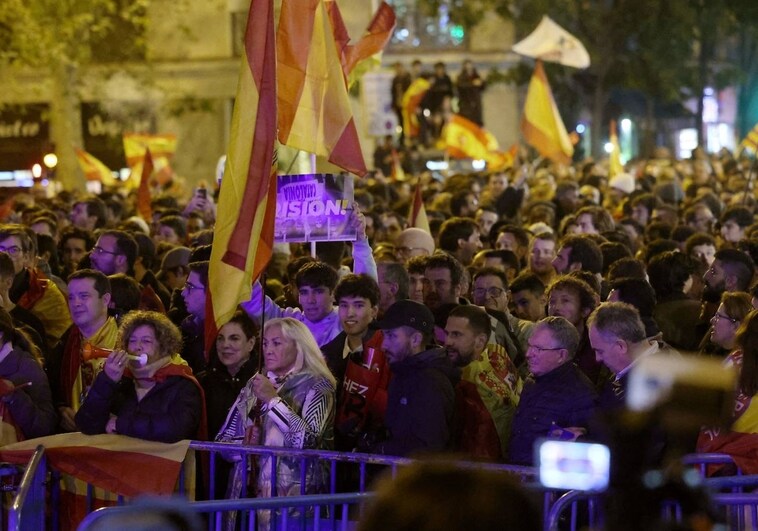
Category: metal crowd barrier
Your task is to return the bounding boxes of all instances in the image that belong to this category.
[78,492,373,531]
[8,446,46,531]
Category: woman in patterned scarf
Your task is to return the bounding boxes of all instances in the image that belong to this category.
[217,317,336,529]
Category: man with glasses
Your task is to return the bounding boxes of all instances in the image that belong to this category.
[508,316,597,465]
[394,228,434,264]
[91,230,165,313]
[0,224,70,348]
[179,261,209,373]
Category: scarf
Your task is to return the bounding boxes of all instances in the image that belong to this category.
[61,317,119,411]
[16,268,48,311]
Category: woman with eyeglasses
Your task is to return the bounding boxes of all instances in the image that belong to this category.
[698,309,758,468]
[75,310,205,443]
[709,292,752,355]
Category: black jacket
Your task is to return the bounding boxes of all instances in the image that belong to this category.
[199,360,257,439]
[371,347,460,457]
[76,371,202,443]
[509,362,598,465]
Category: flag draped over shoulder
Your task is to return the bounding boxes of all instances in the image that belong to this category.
[74,149,117,186]
[520,61,574,165]
[137,148,154,221]
[277,0,367,176]
[608,120,623,177]
[739,122,758,154]
[408,178,431,234]
[208,0,278,344]
[401,77,430,140]
[439,114,514,171]
[122,133,177,186]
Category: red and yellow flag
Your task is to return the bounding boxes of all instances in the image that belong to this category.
[401,77,430,140]
[439,114,514,171]
[609,120,623,177]
[408,178,431,234]
[277,0,366,176]
[74,148,117,186]
[342,1,396,77]
[122,133,177,186]
[208,0,278,347]
[137,148,154,222]
[520,60,574,165]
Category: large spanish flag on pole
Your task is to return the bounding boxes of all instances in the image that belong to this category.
[74,148,117,186]
[520,60,574,165]
[208,0,278,345]
[438,114,514,171]
[277,0,367,176]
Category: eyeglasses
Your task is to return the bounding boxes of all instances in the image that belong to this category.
[396,246,426,255]
[183,282,204,292]
[527,343,564,354]
[0,245,23,256]
[713,312,738,324]
[473,287,505,298]
[92,245,120,256]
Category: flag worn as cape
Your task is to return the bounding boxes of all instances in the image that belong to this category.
[277,0,366,176]
[520,60,574,165]
[74,148,117,186]
[207,0,278,353]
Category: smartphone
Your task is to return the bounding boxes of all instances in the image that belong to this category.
[537,439,611,492]
[195,187,207,199]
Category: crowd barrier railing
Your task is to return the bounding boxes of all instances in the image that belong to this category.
[78,492,373,531]
[8,445,46,531]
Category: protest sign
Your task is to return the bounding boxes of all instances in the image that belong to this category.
[274,173,356,243]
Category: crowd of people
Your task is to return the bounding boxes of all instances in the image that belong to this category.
[0,142,757,508]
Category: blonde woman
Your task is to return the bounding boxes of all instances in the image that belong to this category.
[217,317,336,527]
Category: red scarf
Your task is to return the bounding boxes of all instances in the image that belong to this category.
[17,268,49,311]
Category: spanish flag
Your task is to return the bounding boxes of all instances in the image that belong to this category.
[74,148,117,186]
[137,148,154,222]
[401,77,430,140]
[609,120,623,177]
[277,0,367,176]
[341,1,396,78]
[122,133,177,186]
[408,178,431,234]
[739,122,758,154]
[439,114,513,170]
[520,60,574,165]
[207,0,278,349]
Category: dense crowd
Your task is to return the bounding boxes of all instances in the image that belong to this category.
[0,142,757,504]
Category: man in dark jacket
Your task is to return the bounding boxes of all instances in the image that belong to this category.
[509,316,598,465]
[368,300,459,456]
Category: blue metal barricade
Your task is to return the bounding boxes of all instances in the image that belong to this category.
[8,446,46,531]
[681,453,741,477]
[78,492,373,531]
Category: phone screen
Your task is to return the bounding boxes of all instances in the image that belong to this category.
[537,439,611,491]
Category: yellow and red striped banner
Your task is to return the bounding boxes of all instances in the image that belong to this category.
[74,148,117,186]
[408,178,431,234]
[609,120,623,177]
[122,133,177,186]
[137,148,154,222]
[207,0,278,348]
[439,114,514,171]
[277,0,367,176]
[520,60,574,165]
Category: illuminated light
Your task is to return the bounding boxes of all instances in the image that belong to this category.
[575,123,586,134]
[472,160,486,170]
[604,142,614,154]
[620,119,632,133]
[41,179,49,186]
[43,153,58,168]
[32,164,42,178]
[395,125,403,135]
[398,28,409,39]
[423,109,431,117]
[450,25,465,41]
[426,160,449,171]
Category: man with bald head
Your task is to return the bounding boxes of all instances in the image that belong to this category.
[395,228,435,263]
